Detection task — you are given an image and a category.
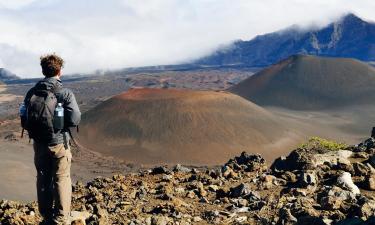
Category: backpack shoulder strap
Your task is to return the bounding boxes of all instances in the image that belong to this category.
[24,87,36,106]
[52,85,64,104]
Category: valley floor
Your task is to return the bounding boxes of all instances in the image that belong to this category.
[0,82,374,202]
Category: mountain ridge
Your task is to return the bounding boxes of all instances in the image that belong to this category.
[196,13,375,67]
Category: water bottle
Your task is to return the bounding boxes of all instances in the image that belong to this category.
[19,103,26,117]
[19,103,27,128]
[54,103,64,130]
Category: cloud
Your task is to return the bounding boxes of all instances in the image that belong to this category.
[0,0,36,9]
[0,0,374,77]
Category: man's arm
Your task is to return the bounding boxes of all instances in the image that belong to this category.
[63,89,81,127]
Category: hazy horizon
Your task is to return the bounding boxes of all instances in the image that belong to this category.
[0,0,375,78]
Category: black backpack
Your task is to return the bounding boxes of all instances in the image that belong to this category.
[25,82,61,142]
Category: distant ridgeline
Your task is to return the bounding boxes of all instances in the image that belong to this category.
[196,14,375,67]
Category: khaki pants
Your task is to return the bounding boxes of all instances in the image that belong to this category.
[33,142,72,225]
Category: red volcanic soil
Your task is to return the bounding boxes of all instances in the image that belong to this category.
[230,55,375,109]
[78,88,300,165]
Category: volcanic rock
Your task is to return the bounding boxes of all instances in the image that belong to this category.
[299,171,317,187]
[271,148,315,172]
[365,174,375,191]
[319,186,357,210]
[229,183,251,198]
[2,132,375,225]
[337,172,361,195]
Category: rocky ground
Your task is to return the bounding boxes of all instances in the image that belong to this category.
[1,135,375,225]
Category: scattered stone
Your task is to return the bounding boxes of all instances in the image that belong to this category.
[278,208,298,224]
[186,190,196,199]
[221,166,238,179]
[152,166,169,175]
[151,216,170,225]
[162,174,173,182]
[173,164,191,173]
[208,184,219,192]
[226,152,267,172]
[261,174,277,189]
[199,197,209,203]
[280,171,298,183]
[4,133,18,141]
[356,138,375,152]
[230,183,251,198]
[193,216,202,222]
[319,186,356,210]
[2,131,375,225]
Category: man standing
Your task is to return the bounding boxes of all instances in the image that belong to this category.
[23,54,81,225]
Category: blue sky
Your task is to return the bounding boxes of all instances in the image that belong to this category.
[0,0,374,77]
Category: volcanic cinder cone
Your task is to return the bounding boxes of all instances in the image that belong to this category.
[78,88,296,165]
[230,55,375,109]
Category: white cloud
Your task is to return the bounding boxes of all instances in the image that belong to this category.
[0,0,374,77]
[0,0,36,9]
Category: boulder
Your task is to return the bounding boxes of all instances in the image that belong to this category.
[152,166,170,175]
[271,148,316,172]
[313,150,352,167]
[173,164,191,173]
[225,152,267,172]
[337,172,360,195]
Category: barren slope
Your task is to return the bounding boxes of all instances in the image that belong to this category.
[78,88,298,165]
[230,55,375,109]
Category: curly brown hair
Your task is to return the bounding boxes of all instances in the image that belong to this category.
[40,53,64,77]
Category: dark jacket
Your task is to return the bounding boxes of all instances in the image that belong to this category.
[24,77,81,145]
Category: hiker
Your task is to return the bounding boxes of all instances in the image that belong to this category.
[21,54,81,225]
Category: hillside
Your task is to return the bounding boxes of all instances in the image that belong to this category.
[230,55,375,109]
[196,14,375,67]
[78,88,299,165]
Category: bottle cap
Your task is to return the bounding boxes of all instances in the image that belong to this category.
[58,103,63,107]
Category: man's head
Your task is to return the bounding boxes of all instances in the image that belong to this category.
[40,54,64,78]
